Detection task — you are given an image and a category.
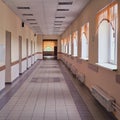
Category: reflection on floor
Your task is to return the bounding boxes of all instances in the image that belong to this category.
[0,60,116,120]
[43,56,57,60]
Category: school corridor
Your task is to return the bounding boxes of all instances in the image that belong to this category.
[0,0,120,120]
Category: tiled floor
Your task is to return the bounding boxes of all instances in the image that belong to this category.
[0,60,116,120]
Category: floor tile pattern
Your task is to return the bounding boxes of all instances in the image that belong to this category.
[0,60,82,120]
[0,60,116,120]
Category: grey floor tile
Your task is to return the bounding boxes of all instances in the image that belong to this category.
[0,117,8,120]
[7,112,21,120]
[32,116,44,120]
[57,114,69,120]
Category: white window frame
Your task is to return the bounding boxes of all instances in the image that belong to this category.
[96,2,118,70]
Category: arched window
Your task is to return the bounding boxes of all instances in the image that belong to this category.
[61,39,64,53]
[64,38,67,54]
[81,23,89,60]
[96,2,118,70]
[68,34,72,55]
[73,31,78,57]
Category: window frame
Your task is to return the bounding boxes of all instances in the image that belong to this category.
[96,1,118,70]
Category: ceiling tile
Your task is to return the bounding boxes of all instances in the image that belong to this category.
[2,0,90,35]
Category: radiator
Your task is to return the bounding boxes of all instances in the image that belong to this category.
[91,86,115,112]
[76,73,85,83]
[68,63,72,69]
[66,62,69,67]
[70,65,77,75]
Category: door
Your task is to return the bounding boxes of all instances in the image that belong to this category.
[31,41,33,64]
[26,39,28,69]
[19,36,22,75]
[54,46,57,59]
[5,31,11,83]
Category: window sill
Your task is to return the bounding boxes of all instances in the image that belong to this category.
[96,63,117,71]
[72,55,78,57]
[80,58,88,61]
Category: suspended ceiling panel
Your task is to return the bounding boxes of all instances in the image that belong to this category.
[2,0,90,35]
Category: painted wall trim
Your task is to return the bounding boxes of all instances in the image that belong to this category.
[0,65,5,71]
[11,60,19,66]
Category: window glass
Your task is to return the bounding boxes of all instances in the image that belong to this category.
[81,23,89,60]
[73,31,78,57]
[69,34,72,55]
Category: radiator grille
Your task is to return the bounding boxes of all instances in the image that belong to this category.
[91,86,115,112]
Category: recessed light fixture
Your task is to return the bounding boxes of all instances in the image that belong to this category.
[58,2,73,5]
[26,19,36,21]
[17,7,30,9]
[55,16,65,18]
[54,24,62,26]
[54,30,60,32]
[30,23,37,24]
[54,21,63,23]
[22,14,33,16]
[32,26,39,27]
[57,9,69,11]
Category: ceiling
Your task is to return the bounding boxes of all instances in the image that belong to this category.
[2,0,90,35]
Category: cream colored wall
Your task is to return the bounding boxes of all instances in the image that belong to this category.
[0,0,37,64]
[34,36,38,53]
[0,28,5,66]
[37,35,43,53]
[43,35,59,40]
[60,0,120,119]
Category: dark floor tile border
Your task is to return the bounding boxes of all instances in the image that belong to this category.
[0,60,41,110]
[59,61,95,120]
